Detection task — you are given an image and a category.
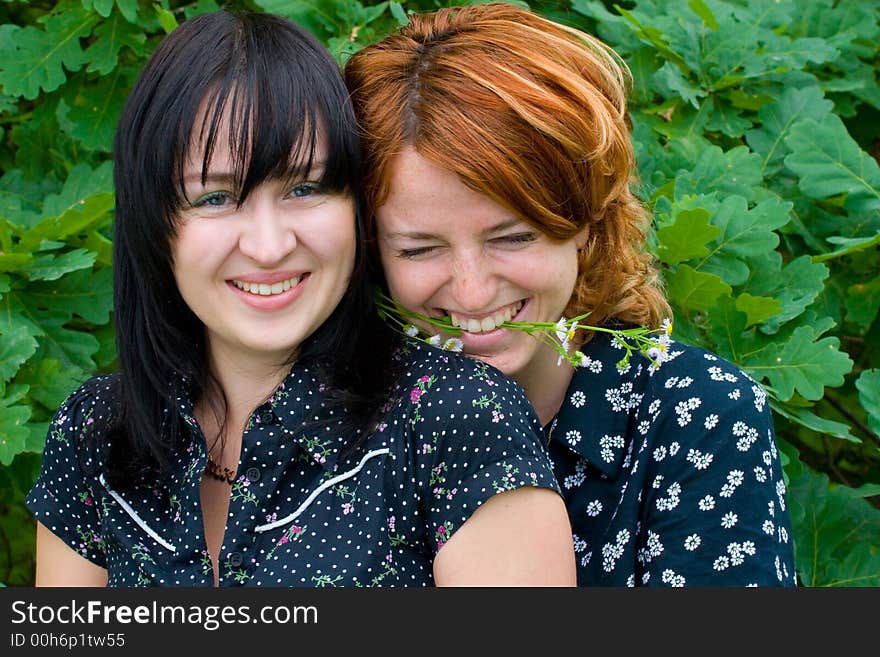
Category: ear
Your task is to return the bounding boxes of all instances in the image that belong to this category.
[575,224,589,251]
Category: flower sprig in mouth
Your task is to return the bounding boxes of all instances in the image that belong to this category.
[374,288,674,370]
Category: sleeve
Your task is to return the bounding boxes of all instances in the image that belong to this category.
[640,357,796,586]
[401,358,561,555]
[25,380,109,568]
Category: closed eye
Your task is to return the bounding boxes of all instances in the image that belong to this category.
[492,232,537,245]
[396,245,438,259]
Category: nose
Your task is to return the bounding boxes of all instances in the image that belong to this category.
[449,250,498,313]
[237,199,297,265]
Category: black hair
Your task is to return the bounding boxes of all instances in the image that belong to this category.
[106,10,396,487]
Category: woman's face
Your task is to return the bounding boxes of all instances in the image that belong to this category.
[171,124,356,367]
[375,147,584,384]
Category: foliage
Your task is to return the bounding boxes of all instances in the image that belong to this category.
[0,0,877,586]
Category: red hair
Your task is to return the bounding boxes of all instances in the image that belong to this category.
[345,2,669,332]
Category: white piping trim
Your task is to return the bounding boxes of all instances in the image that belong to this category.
[255,447,390,533]
[99,474,177,552]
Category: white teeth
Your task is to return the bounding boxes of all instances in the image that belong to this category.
[449,300,524,334]
[233,275,301,296]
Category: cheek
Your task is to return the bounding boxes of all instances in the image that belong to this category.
[380,256,436,307]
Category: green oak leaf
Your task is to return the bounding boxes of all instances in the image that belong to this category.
[697,196,791,286]
[784,114,880,213]
[20,248,96,282]
[735,293,781,328]
[1,293,99,372]
[769,399,858,443]
[15,358,88,413]
[789,467,880,587]
[855,369,880,436]
[389,1,408,26]
[814,231,880,263]
[154,4,178,33]
[0,326,38,383]
[665,263,732,313]
[25,268,113,325]
[40,162,114,218]
[656,206,719,265]
[0,253,33,274]
[675,144,764,203]
[704,100,753,138]
[743,325,852,401]
[845,277,880,330]
[706,295,748,363]
[745,86,834,177]
[81,0,114,17]
[21,193,114,252]
[115,0,139,23]
[0,399,30,466]
[652,61,704,108]
[57,72,129,151]
[749,254,829,333]
[83,12,146,75]
[0,3,99,99]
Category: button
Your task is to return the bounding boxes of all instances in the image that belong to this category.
[228,552,243,567]
[245,467,261,482]
[258,410,274,424]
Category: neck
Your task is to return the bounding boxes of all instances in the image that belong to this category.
[203,341,293,429]
[513,347,576,426]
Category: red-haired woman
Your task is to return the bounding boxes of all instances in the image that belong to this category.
[345,1,796,586]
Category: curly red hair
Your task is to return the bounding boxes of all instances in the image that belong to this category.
[344,2,669,333]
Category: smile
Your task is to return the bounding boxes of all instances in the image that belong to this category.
[231,275,303,296]
[448,300,525,333]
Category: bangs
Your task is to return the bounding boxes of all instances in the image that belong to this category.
[165,13,359,214]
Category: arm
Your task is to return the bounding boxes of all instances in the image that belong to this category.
[433,486,575,586]
[35,522,108,587]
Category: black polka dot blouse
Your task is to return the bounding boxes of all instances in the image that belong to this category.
[549,331,797,586]
[26,341,560,587]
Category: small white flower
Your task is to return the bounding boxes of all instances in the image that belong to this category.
[403,324,419,337]
[570,390,587,407]
[442,337,464,352]
[427,334,442,347]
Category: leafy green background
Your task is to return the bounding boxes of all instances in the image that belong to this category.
[1,0,878,586]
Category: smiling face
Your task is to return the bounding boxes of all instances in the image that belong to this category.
[171,122,356,369]
[376,147,584,386]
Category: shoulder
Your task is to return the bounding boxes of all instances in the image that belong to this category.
[384,338,541,435]
[581,332,767,418]
[393,339,527,398]
[45,373,118,455]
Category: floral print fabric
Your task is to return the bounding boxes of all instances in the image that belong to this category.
[26,341,559,587]
[549,331,797,586]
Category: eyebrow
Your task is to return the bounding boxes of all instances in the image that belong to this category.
[182,161,328,186]
[384,218,524,240]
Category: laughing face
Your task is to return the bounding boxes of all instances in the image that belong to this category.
[375,147,584,387]
[171,117,356,369]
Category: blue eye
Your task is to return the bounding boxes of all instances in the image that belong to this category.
[192,191,232,208]
[290,182,320,198]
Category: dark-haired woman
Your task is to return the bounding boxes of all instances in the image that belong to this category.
[26,10,575,587]
[346,2,796,586]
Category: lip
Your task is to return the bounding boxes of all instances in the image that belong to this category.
[228,272,310,311]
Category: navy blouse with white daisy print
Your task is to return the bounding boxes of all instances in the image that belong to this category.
[26,341,560,587]
[549,331,797,586]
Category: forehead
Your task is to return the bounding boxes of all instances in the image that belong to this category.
[378,147,513,233]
